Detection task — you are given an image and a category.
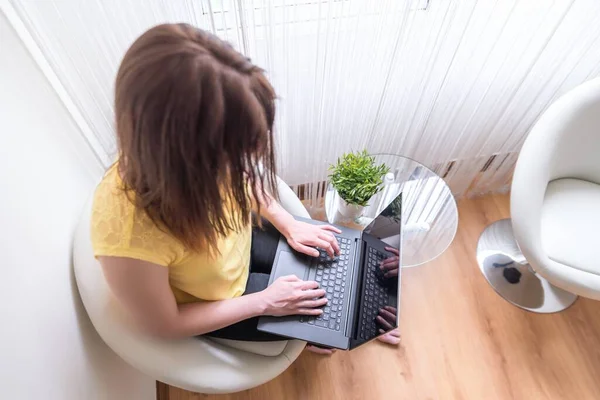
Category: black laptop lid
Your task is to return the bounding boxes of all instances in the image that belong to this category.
[349,193,402,349]
[363,193,402,248]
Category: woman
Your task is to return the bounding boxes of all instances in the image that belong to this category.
[91,23,399,353]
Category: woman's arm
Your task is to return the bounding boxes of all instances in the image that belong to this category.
[99,256,326,339]
[255,189,341,257]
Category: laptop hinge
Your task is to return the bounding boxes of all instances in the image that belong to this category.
[344,237,364,338]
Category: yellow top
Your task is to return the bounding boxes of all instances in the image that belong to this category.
[90,164,251,304]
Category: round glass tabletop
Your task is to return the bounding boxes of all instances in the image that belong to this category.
[325,154,458,267]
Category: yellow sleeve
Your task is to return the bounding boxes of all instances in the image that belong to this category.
[90,172,183,266]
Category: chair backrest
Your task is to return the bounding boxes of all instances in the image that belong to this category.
[511,78,600,289]
[530,78,600,185]
[72,176,307,393]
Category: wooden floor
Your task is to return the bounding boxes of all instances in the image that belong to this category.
[159,194,600,400]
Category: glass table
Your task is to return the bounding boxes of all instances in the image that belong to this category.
[325,154,458,267]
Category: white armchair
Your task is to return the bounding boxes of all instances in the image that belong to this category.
[477,78,600,313]
[73,177,307,394]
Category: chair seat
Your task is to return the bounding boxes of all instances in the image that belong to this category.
[542,178,600,275]
[208,338,287,357]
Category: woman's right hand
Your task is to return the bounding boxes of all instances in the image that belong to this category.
[259,275,327,317]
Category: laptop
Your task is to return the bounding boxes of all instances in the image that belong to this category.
[257,193,402,350]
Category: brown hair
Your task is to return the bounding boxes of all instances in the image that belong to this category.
[115,23,277,252]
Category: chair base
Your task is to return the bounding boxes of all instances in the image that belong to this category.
[476,219,577,313]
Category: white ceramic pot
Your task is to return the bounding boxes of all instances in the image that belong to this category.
[337,194,365,219]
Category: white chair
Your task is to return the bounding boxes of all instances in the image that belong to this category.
[476,78,600,313]
[73,177,307,394]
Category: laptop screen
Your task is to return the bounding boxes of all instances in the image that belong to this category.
[363,193,402,249]
[351,193,402,348]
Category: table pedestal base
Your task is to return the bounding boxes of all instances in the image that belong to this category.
[476,219,577,313]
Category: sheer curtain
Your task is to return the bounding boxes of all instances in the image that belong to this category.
[6,0,600,204]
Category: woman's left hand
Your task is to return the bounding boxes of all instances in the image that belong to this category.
[285,220,341,258]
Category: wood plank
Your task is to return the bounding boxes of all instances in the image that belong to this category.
[159,194,600,400]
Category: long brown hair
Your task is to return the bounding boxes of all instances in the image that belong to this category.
[115,23,277,252]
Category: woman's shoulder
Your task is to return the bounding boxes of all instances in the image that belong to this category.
[92,164,129,218]
[91,165,184,266]
[90,165,134,251]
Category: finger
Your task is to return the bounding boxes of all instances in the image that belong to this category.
[376,315,394,330]
[379,308,396,322]
[320,225,342,234]
[299,238,333,257]
[384,270,399,278]
[319,233,340,256]
[293,243,320,257]
[280,274,301,282]
[380,329,400,336]
[384,306,398,313]
[379,308,396,319]
[312,238,335,258]
[297,297,328,308]
[298,308,324,316]
[381,256,398,265]
[325,244,335,259]
[306,345,336,355]
[308,238,335,258]
[378,330,401,345]
[380,259,398,270]
[381,263,398,272]
[299,288,326,299]
[385,247,399,256]
[295,280,320,290]
[380,265,396,273]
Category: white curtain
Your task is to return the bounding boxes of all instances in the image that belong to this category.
[7,0,600,203]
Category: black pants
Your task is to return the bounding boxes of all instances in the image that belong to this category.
[205,219,284,341]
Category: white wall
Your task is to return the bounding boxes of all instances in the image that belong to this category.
[8,0,600,196]
[0,11,155,400]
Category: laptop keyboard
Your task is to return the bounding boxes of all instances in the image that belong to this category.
[359,247,390,339]
[300,236,352,331]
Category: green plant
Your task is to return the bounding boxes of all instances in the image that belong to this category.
[328,150,390,206]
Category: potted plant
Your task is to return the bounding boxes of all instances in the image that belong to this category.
[329,150,390,219]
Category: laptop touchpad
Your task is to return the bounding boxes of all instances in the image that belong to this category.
[274,251,308,281]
